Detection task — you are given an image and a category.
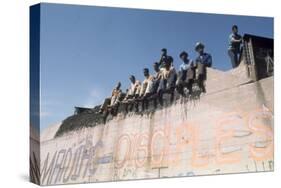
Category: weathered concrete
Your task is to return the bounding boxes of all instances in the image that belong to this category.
[38,62,274,185]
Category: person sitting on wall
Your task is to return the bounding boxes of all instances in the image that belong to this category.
[158,56,177,105]
[99,82,122,116]
[124,75,141,101]
[123,75,141,112]
[141,62,163,108]
[228,25,242,68]
[152,62,162,93]
[194,42,212,93]
[138,68,155,110]
[176,51,195,96]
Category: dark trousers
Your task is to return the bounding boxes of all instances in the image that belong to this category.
[176,79,194,95]
[228,49,239,68]
[187,79,194,94]
[141,93,154,110]
[100,98,111,111]
[124,95,139,112]
[198,75,206,93]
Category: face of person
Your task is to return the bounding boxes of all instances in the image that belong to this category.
[153,64,159,72]
[180,55,187,61]
[143,70,149,77]
[130,77,135,83]
[197,47,204,54]
[232,27,238,34]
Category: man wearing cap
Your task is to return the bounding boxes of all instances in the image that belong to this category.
[176,51,195,95]
[228,25,242,68]
[194,42,212,93]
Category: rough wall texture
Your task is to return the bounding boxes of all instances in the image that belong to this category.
[39,63,274,185]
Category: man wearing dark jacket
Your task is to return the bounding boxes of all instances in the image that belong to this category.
[194,42,212,93]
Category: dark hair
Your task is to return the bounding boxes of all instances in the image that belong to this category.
[129,75,135,80]
[153,62,159,66]
[232,25,238,30]
[179,51,188,58]
[166,56,173,63]
[143,68,149,73]
[161,48,167,53]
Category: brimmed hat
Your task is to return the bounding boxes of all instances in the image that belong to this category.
[195,42,205,51]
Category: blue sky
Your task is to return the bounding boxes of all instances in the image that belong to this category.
[39,3,273,131]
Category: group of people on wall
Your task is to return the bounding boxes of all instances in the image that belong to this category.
[98,25,243,115]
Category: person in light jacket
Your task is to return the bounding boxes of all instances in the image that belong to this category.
[176,51,195,95]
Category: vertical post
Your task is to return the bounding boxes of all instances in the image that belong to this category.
[248,38,258,81]
[152,166,168,178]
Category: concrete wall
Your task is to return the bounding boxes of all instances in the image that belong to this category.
[38,63,274,185]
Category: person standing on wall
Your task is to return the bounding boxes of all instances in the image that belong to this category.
[176,51,195,95]
[158,48,168,68]
[194,42,212,93]
[228,25,242,68]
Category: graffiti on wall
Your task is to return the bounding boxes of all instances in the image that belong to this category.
[40,105,273,185]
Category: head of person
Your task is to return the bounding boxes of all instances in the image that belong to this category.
[163,57,171,70]
[153,62,160,72]
[161,48,167,56]
[232,25,238,34]
[116,82,121,89]
[143,68,150,77]
[179,51,188,61]
[195,42,205,54]
[129,75,136,83]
